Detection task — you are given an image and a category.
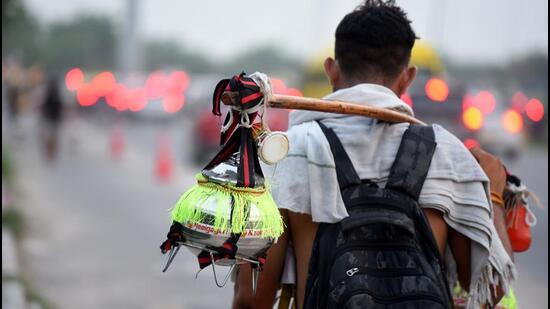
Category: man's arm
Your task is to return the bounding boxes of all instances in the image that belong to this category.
[493,205,514,259]
[428,147,513,307]
[232,210,290,309]
[470,147,514,259]
[422,208,472,291]
[469,147,514,304]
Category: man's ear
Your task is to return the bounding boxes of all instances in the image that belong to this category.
[324,57,342,90]
[394,66,417,97]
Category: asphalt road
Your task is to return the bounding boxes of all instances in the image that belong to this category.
[7,113,548,309]
[10,114,234,309]
[505,146,548,308]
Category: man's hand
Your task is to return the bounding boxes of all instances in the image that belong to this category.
[470,147,507,196]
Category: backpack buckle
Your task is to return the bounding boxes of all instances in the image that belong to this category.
[346,267,359,277]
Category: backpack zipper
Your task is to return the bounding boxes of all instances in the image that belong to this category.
[327,242,422,294]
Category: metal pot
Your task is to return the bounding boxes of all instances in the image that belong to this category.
[180,153,273,264]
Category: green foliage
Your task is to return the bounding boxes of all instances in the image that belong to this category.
[2,0,42,65]
[222,45,301,75]
[3,0,116,72]
[2,273,54,309]
[2,208,25,239]
[142,40,213,73]
[2,147,14,181]
[508,53,548,91]
[142,40,303,76]
[2,1,300,76]
[25,283,55,309]
[1,2,302,79]
[43,15,117,72]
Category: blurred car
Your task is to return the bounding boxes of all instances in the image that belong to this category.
[407,71,466,134]
[477,113,526,160]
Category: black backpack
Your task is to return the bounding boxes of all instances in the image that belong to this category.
[304,121,452,309]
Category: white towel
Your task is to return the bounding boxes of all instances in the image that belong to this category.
[263,83,515,308]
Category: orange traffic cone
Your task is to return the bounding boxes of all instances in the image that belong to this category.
[109,124,125,159]
[155,132,173,182]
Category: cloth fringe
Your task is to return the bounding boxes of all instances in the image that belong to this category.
[466,257,517,309]
[171,174,284,238]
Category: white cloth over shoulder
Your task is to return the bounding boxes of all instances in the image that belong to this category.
[263,84,515,309]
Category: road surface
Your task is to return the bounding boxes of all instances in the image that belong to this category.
[10,114,234,309]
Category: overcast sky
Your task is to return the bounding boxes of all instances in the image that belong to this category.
[25,0,548,64]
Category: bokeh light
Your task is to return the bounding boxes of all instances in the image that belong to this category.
[525,98,545,122]
[511,91,529,113]
[91,71,116,97]
[270,78,286,94]
[162,93,185,113]
[166,71,189,93]
[127,88,148,112]
[463,107,484,130]
[76,83,98,107]
[502,109,524,134]
[462,93,475,111]
[463,138,480,150]
[425,78,449,102]
[106,84,129,111]
[145,71,168,99]
[270,77,303,96]
[401,93,413,107]
[65,68,84,91]
[474,91,496,115]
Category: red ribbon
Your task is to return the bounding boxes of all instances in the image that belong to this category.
[206,73,265,188]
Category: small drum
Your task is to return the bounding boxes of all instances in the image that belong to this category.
[257,131,289,165]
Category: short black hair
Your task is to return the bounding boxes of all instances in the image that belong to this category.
[335,0,417,83]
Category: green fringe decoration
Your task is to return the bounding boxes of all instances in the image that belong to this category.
[171,174,284,238]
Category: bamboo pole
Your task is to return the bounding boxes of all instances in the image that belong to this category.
[268,94,425,125]
[221,92,424,125]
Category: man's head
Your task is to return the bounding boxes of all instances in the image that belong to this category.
[324,0,417,96]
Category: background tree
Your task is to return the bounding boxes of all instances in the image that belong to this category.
[42,16,117,72]
[2,0,42,65]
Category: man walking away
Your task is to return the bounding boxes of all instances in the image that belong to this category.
[233,1,515,308]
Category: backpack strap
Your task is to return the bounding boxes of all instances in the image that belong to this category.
[386,124,437,200]
[316,120,361,190]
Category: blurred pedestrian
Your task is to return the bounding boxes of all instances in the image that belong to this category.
[40,76,64,162]
[3,60,25,135]
[6,82,21,122]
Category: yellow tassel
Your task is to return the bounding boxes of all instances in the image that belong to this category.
[171,174,283,238]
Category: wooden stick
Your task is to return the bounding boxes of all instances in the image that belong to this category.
[268,94,425,125]
[221,92,425,125]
